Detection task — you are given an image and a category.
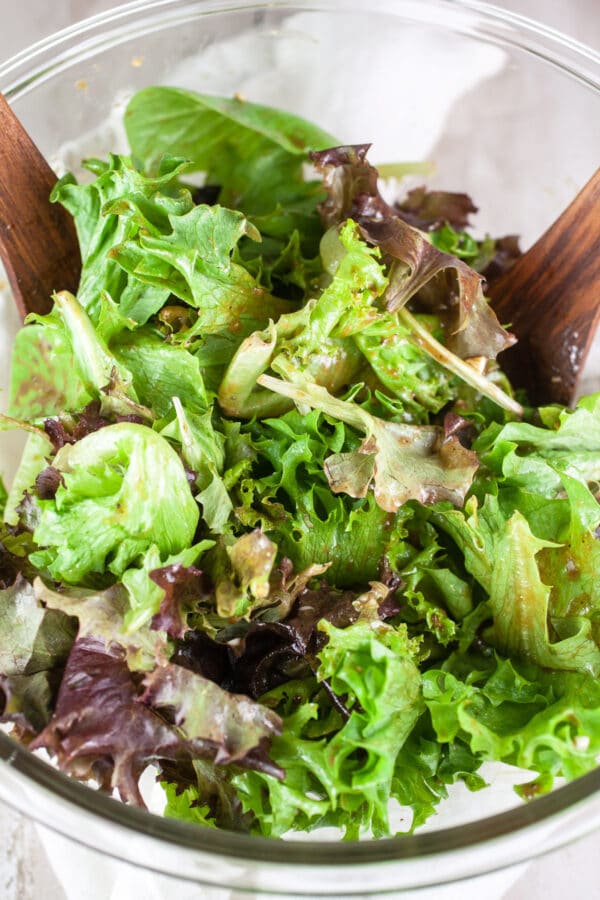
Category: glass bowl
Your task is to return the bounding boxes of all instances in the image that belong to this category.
[0,1,599,895]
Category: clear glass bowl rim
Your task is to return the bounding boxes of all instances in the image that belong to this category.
[0,0,599,885]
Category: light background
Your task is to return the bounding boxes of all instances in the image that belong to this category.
[0,2,598,899]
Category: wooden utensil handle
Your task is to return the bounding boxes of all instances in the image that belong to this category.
[0,92,81,318]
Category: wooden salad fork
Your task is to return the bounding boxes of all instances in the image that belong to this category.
[0,90,598,407]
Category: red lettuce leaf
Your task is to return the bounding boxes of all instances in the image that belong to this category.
[174,579,401,700]
[30,638,186,804]
[395,186,477,232]
[310,145,515,360]
[31,636,283,804]
[0,575,76,735]
[149,563,211,639]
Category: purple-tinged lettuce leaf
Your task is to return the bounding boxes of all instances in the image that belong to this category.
[174,579,401,701]
[395,187,477,232]
[310,145,514,361]
[29,292,153,423]
[0,575,76,734]
[149,564,212,639]
[8,323,91,422]
[141,663,282,777]
[121,541,214,634]
[30,638,188,804]
[362,217,514,360]
[33,577,169,672]
[0,576,75,676]
[31,636,283,805]
[258,375,479,511]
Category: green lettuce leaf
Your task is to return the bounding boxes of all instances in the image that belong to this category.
[354,313,458,423]
[233,618,423,838]
[476,392,600,494]
[125,87,335,254]
[52,154,190,321]
[159,400,232,533]
[258,375,479,511]
[8,324,91,421]
[0,575,76,732]
[30,423,199,583]
[236,407,411,586]
[433,496,600,674]
[111,204,294,343]
[425,656,600,793]
[218,219,386,418]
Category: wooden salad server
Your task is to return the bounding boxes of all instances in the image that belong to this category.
[488,167,600,406]
[0,92,81,319]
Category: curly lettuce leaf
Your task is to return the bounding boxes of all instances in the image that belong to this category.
[476,392,600,494]
[125,87,335,254]
[218,220,385,418]
[433,496,600,674]
[233,617,423,838]
[111,204,294,342]
[236,408,411,585]
[425,656,600,793]
[258,375,479,511]
[52,154,191,321]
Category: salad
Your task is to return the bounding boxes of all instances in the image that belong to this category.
[1,87,599,840]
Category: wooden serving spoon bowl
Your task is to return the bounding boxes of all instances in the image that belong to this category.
[0,90,598,407]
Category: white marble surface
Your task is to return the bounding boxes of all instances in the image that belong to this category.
[0,1,599,898]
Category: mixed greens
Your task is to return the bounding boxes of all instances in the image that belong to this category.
[1,87,599,839]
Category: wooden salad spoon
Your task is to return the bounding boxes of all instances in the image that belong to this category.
[0,92,80,318]
[0,91,597,407]
[487,167,600,407]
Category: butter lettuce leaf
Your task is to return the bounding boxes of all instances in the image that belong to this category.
[30,423,199,583]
